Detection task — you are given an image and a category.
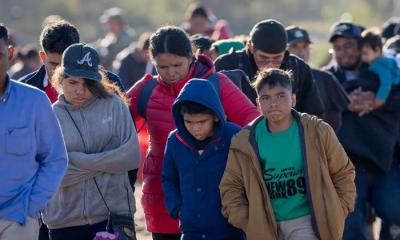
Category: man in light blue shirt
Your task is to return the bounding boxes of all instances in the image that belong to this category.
[0,23,68,240]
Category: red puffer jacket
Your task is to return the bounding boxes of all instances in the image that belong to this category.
[127,55,259,233]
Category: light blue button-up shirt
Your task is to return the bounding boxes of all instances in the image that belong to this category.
[0,76,67,225]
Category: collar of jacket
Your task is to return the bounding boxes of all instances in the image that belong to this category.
[23,65,47,90]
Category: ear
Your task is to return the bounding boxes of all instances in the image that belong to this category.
[256,97,262,112]
[7,45,14,60]
[247,41,254,54]
[291,94,297,108]
[214,115,219,122]
[39,51,46,63]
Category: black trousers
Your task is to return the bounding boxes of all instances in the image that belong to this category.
[152,233,181,240]
[38,224,50,240]
[49,220,109,240]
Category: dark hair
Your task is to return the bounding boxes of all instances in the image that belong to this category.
[149,26,192,58]
[40,20,80,54]
[252,68,293,94]
[184,3,210,21]
[21,44,39,60]
[190,34,214,53]
[180,101,214,116]
[0,23,9,44]
[360,27,383,51]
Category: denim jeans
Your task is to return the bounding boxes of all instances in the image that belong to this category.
[343,156,400,240]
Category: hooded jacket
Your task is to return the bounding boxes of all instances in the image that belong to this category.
[127,55,259,233]
[162,79,242,239]
[219,111,356,240]
[43,94,140,229]
[214,49,324,116]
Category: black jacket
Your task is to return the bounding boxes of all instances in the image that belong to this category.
[113,48,149,90]
[215,49,324,116]
[19,65,47,90]
[19,65,125,91]
[311,68,349,131]
[325,63,400,173]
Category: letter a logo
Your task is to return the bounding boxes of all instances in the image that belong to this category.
[77,52,93,67]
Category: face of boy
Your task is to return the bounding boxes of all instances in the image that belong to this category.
[249,46,285,70]
[360,46,380,64]
[183,113,218,141]
[39,51,62,79]
[256,84,296,127]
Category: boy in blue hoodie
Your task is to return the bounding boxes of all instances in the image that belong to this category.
[162,79,243,240]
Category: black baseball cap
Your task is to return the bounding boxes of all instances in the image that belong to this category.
[286,25,312,45]
[329,22,363,42]
[62,43,102,81]
[382,17,400,40]
[250,19,288,54]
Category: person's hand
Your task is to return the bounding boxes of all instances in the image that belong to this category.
[348,88,376,115]
[358,99,385,116]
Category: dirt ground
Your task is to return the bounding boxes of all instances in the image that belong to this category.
[134,182,152,240]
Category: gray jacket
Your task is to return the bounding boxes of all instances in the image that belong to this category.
[43,94,140,229]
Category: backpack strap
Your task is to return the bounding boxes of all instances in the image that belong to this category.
[137,77,157,119]
[218,69,251,90]
[207,72,220,97]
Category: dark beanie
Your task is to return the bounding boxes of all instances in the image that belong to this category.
[250,19,287,54]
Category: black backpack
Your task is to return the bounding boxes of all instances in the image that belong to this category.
[136,69,253,119]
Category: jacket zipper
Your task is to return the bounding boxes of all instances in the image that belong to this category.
[298,119,321,239]
[246,123,279,239]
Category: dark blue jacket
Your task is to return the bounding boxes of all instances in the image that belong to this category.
[162,79,242,240]
[325,63,400,173]
[18,65,125,91]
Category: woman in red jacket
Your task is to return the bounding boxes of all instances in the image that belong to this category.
[127,26,259,240]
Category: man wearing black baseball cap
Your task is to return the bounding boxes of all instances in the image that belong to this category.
[324,21,400,240]
[286,25,349,131]
[214,19,323,116]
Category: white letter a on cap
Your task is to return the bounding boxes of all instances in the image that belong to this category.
[77,52,93,67]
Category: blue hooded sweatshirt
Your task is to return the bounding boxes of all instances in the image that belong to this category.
[162,79,243,240]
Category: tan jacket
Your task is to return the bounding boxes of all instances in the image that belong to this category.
[219,112,356,240]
